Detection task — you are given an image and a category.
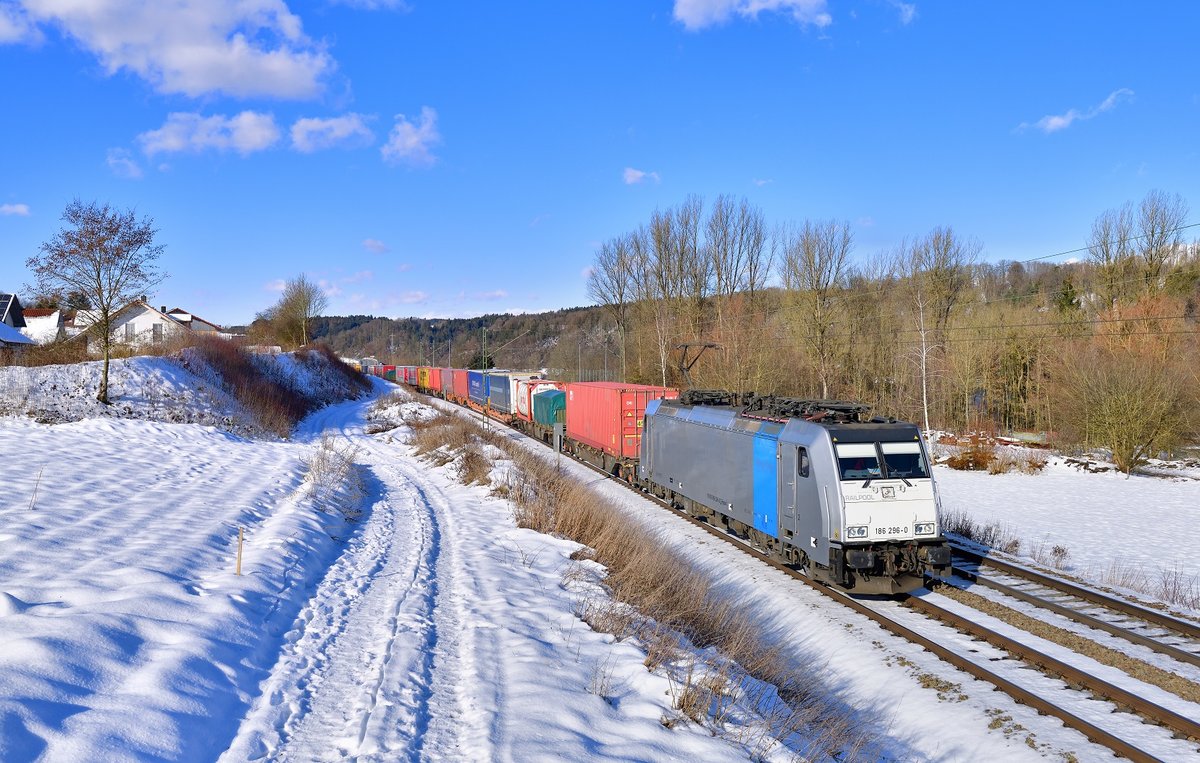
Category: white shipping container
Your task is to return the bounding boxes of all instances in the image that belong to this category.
[515,377,558,421]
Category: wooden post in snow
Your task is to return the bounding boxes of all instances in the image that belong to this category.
[236,527,244,576]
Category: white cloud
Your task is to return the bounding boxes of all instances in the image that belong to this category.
[12,0,331,99]
[753,178,773,187]
[1019,88,1134,134]
[399,290,427,304]
[888,1,917,24]
[0,2,40,43]
[396,262,412,272]
[343,270,373,283]
[106,148,143,179]
[264,278,287,292]
[291,113,373,152]
[138,111,281,156]
[0,202,30,216]
[673,0,832,31]
[317,279,343,298]
[475,289,508,300]
[580,265,595,279]
[362,237,389,253]
[381,107,440,166]
[623,167,660,185]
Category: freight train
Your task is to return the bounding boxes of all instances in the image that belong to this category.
[364,364,951,595]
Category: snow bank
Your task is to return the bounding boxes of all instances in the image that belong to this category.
[0,348,368,438]
[0,413,367,761]
[0,356,252,433]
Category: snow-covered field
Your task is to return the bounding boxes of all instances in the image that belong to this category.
[1,360,1198,761]
[937,458,1200,585]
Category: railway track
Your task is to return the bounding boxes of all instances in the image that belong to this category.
[422,390,1200,761]
[948,546,1200,670]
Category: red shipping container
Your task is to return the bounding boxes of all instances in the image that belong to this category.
[566,382,679,460]
[452,369,470,402]
[428,367,442,394]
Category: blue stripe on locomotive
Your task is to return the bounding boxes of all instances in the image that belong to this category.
[752,431,779,536]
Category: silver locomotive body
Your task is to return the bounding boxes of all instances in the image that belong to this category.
[639,394,951,595]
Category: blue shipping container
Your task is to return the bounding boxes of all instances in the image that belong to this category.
[485,373,513,413]
[468,371,487,405]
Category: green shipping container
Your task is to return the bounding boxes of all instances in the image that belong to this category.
[532,389,565,428]
[385,368,397,382]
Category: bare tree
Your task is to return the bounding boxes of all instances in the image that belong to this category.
[782,219,853,399]
[262,274,329,347]
[27,200,165,404]
[587,235,635,379]
[1136,189,1189,292]
[913,226,979,340]
[1087,203,1135,310]
[705,196,772,392]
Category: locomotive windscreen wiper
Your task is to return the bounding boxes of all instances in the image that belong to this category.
[879,456,913,487]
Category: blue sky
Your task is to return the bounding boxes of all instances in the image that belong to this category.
[1,1,1197,325]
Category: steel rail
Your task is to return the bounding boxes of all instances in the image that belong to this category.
[414,387,1177,762]
[951,545,1200,641]
[907,597,1200,743]
[949,565,1200,670]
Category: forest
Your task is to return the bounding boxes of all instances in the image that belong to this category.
[317,190,1198,471]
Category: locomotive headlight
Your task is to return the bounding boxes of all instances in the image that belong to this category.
[914,522,935,536]
[846,525,869,539]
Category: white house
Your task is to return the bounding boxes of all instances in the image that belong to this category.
[163,307,222,334]
[75,299,224,350]
[20,308,66,344]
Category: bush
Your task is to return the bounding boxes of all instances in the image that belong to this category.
[0,339,88,368]
[944,441,996,471]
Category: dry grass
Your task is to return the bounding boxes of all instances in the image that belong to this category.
[0,339,89,367]
[408,404,872,755]
[1092,559,1200,611]
[492,428,871,756]
[302,435,366,520]
[296,343,371,397]
[944,507,1200,610]
[944,441,996,471]
[183,336,366,438]
[937,507,1021,552]
[186,335,310,436]
[944,442,1047,475]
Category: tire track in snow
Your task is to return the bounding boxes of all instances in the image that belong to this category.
[224,391,509,761]
[370,448,502,762]
[221,406,442,761]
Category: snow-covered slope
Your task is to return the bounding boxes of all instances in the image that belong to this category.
[0,356,251,431]
[2,361,1198,761]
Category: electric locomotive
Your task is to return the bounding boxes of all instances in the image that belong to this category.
[639,391,951,594]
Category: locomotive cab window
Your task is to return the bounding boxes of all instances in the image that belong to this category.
[879,442,929,479]
[835,443,881,481]
[798,447,810,478]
